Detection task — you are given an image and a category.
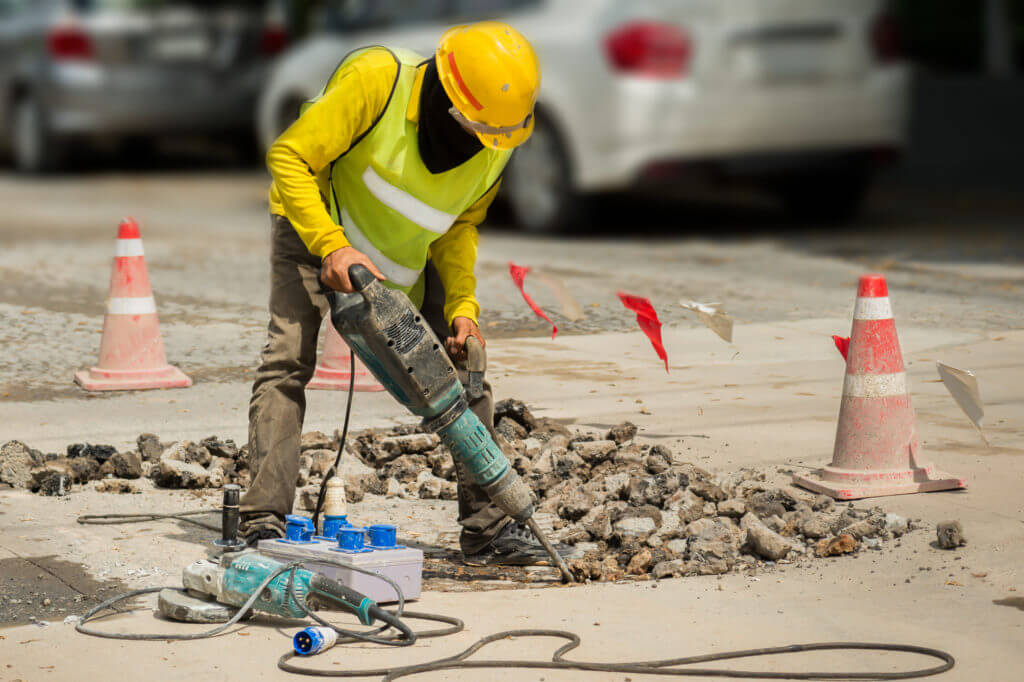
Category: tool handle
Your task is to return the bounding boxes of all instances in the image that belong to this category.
[347,264,378,292]
[308,574,377,626]
[464,335,486,399]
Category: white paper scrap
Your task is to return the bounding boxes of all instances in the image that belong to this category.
[936,362,987,445]
[680,300,733,343]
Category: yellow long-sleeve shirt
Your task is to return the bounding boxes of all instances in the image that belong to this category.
[267,48,497,325]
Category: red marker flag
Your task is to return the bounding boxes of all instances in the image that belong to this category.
[832,335,850,361]
[509,262,557,339]
[618,292,668,372]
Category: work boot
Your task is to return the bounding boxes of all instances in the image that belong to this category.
[462,521,582,567]
[239,512,285,547]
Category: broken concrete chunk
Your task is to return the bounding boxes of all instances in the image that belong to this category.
[379,433,440,457]
[136,433,165,462]
[606,421,638,445]
[689,479,727,503]
[745,491,787,519]
[306,449,336,477]
[384,454,428,484]
[614,515,657,538]
[66,456,101,484]
[839,516,883,540]
[665,538,689,557]
[815,534,858,557]
[741,512,791,561]
[494,398,538,431]
[67,443,116,463]
[800,514,833,539]
[884,513,910,537]
[427,447,456,480]
[671,490,705,525]
[614,443,644,466]
[580,505,614,541]
[1,441,42,489]
[97,480,137,494]
[30,462,73,496]
[717,498,746,518]
[572,439,617,464]
[155,459,210,489]
[384,477,404,498]
[811,494,835,512]
[300,431,332,452]
[521,438,543,458]
[161,441,212,468]
[936,521,966,549]
[558,488,594,521]
[626,548,654,575]
[496,417,529,442]
[531,417,571,439]
[652,559,685,579]
[106,451,143,479]
[201,436,239,460]
[416,470,446,500]
[297,485,320,512]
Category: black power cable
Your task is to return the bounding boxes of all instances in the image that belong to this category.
[311,349,356,535]
[279,634,955,680]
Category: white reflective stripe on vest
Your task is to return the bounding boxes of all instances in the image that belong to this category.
[361,167,457,234]
[340,208,422,288]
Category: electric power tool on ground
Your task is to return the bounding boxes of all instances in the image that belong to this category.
[159,485,412,644]
[328,264,574,583]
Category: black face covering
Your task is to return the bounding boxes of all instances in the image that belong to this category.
[418,57,484,174]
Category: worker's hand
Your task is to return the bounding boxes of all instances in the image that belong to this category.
[446,317,484,361]
[320,246,386,293]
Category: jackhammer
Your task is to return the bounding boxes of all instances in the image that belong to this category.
[326,264,574,583]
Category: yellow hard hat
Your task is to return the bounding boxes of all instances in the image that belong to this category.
[435,21,540,151]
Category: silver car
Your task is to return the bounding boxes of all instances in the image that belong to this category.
[259,0,908,231]
[0,0,288,172]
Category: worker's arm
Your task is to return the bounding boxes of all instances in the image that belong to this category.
[429,180,501,353]
[266,49,396,288]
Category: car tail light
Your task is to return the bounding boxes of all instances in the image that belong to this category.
[870,13,903,63]
[260,25,288,56]
[605,21,692,78]
[48,26,93,60]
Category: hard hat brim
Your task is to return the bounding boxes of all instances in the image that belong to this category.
[476,114,534,151]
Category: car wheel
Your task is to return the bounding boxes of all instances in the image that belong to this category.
[12,94,63,173]
[502,111,581,233]
[275,96,307,138]
[777,165,872,224]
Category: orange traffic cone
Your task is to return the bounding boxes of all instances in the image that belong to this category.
[307,319,385,391]
[794,274,965,500]
[74,219,191,391]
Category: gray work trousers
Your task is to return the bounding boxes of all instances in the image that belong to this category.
[239,215,507,553]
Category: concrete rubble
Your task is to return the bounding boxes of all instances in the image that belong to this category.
[2,398,921,581]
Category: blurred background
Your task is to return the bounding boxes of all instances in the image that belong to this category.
[0,0,1021,403]
[0,0,1021,229]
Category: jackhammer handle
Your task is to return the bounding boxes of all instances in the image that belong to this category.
[465,336,486,400]
[347,264,377,293]
[465,336,486,372]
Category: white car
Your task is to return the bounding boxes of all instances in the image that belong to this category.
[258,0,909,230]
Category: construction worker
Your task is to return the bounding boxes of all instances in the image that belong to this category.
[239,23,577,567]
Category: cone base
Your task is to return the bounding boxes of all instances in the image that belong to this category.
[74,365,192,391]
[793,468,966,501]
[306,366,385,392]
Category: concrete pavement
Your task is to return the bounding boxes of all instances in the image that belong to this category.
[2,323,1022,680]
